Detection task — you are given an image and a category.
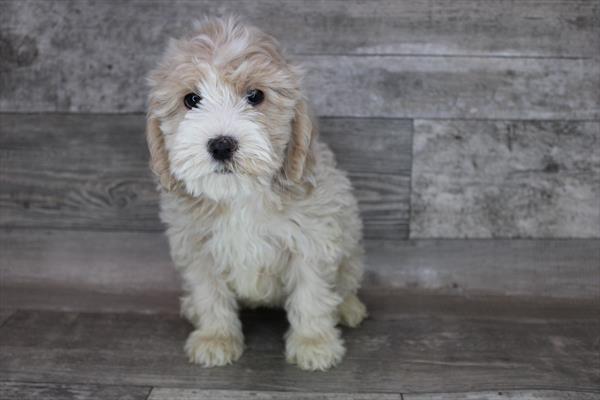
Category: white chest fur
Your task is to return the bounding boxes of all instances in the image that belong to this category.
[205,197,292,306]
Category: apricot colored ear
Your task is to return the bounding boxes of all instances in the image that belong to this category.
[146,113,177,191]
[284,99,316,182]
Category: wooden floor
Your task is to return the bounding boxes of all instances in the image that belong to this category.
[1,292,598,400]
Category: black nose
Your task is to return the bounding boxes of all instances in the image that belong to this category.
[207,136,238,161]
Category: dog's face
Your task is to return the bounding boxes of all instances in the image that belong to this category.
[146,18,314,200]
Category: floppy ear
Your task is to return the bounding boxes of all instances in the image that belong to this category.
[146,111,177,191]
[284,99,317,182]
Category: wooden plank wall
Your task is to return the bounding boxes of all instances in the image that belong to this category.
[0,0,599,303]
[1,1,599,111]
[0,114,411,240]
[0,0,600,240]
[1,0,598,239]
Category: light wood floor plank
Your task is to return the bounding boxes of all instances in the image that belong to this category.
[404,390,600,399]
[8,384,596,400]
[0,381,150,400]
[0,308,597,393]
[148,388,401,400]
[148,388,600,400]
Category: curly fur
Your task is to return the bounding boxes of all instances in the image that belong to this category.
[146,17,366,371]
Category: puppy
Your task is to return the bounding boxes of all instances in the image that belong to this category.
[146,17,366,371]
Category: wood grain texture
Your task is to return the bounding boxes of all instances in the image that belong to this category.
[147,389,600,400]
[0,310,16,327]
[0,114,159,231]
[0,381,150,400]
[0,309,598,393]
[148,388,401,400]
[301,56,599,120]
[0,229,177,294]
[365,239,600,299]
[3,282,600,322]
[0,114,411,240]
[1,1,598,115]
[320,118,411,240]
[404,391,600,400]
[2,53,598,118]
[0,284,180,315]
[2,229,599,303]
[410,120,600,238]
[3,0,597,59]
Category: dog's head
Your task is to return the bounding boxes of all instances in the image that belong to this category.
[146,17,315,200]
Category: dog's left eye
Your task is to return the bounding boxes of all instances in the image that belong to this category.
[246,89,264,106]
[183,93,202,109]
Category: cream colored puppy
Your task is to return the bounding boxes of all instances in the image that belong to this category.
[146,17,366,371]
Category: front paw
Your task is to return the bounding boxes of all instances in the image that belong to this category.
[285,330,345,371]
[184,330,244,367]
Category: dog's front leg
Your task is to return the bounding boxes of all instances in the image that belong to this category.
[284,256,345,371]
[182,267,243,367]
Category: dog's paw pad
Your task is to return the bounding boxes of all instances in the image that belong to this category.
[184,330,243,367]
[285,332,345,371]
[339,294,367,328]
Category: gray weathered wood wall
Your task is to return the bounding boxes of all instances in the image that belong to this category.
[1,1,599,304]
[1,0,598,240]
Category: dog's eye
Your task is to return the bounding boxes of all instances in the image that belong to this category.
[246,89,264,106]
[183,93,202,109]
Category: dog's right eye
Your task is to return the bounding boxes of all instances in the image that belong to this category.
[183,93,202,109]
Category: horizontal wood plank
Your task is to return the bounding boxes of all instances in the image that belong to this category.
[0,114,411,240]
[1,229,599,313]
[365,239,600,299]
[0,113,160,231]
[404,390,600,400]
[3,282,599,323]
[0,310,16,327]
[0,284,180,315]
[0,229,178,294]
[320,118,411,239]
[2,0,597,60]
[149,388,401,399]
[1,0,598,116]
[410,120,600,238]
[301,56,599,120]
[2,53,597,118]
[0,309,597,393]
[0,381,150,400]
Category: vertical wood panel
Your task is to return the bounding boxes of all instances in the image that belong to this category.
[410,120,600,238]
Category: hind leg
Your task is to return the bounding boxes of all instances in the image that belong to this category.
[336,250,367,327]
[180,292,200,327]
[338,292,367,327]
